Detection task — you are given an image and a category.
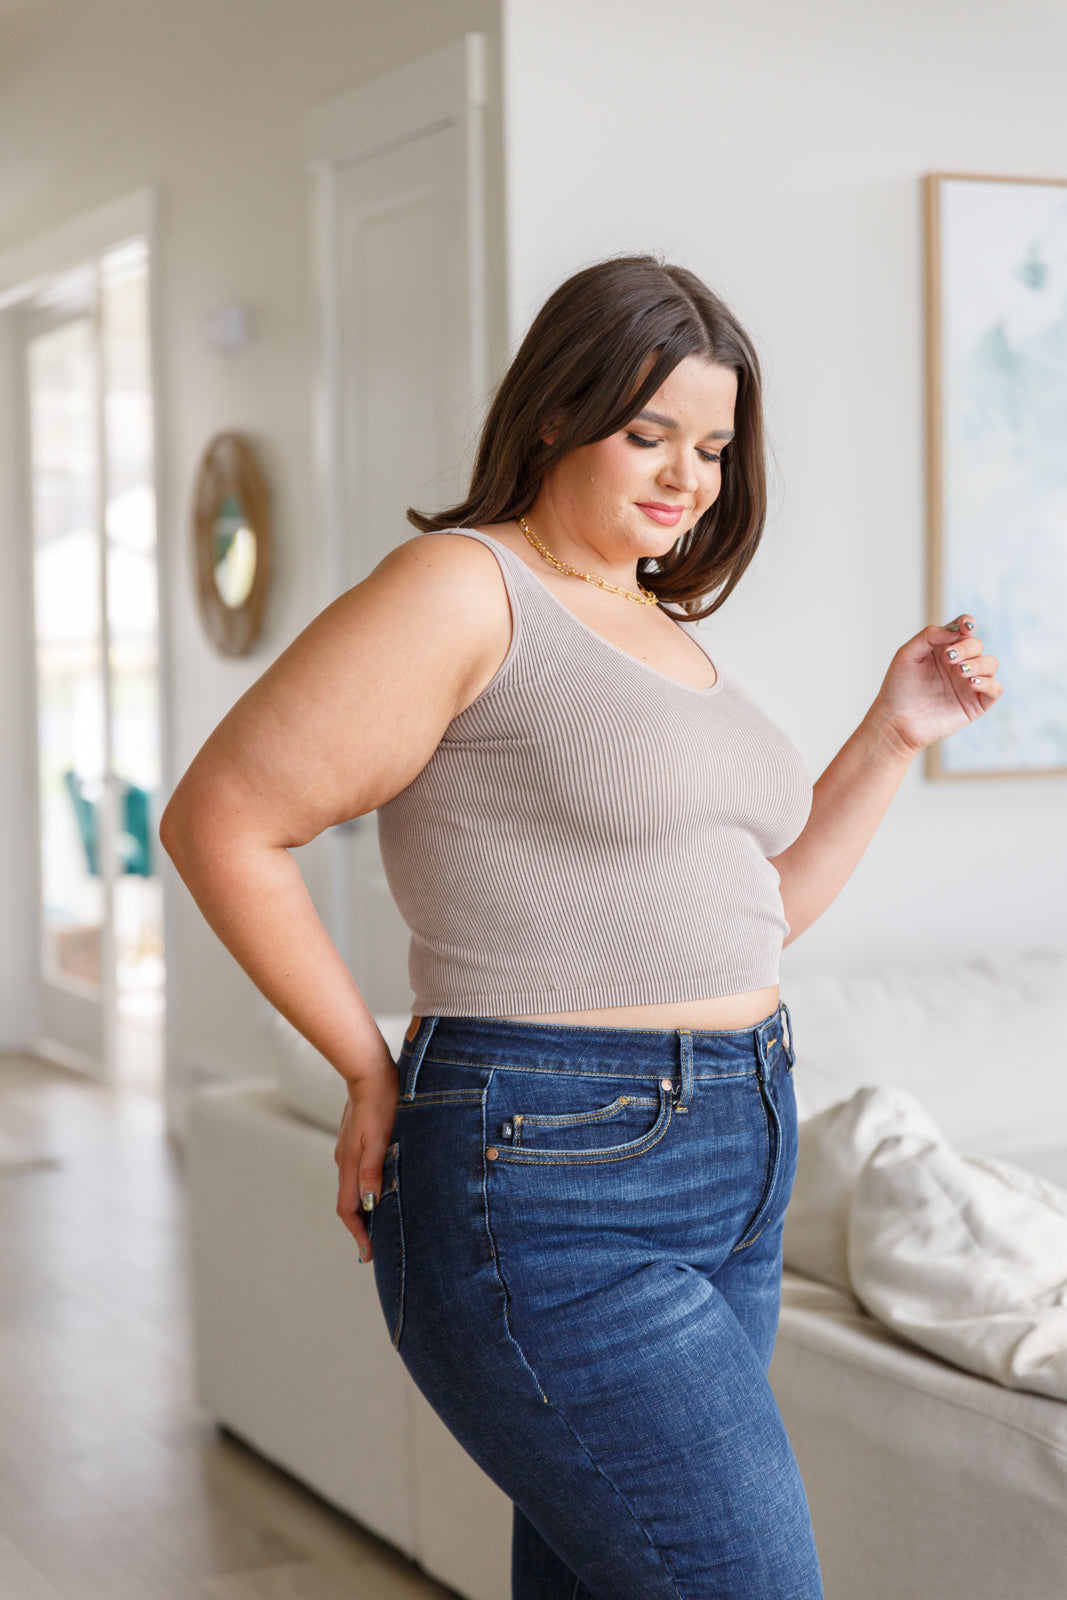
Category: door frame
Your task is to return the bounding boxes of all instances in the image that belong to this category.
[305,31,489,602]
[304,35,492,981]
[0,187,169,1078]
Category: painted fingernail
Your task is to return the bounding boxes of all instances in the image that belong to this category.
[947,648,959,661]
[971,677,983,687]
[362,1191,376,1212]
[960,662,971,674]
[963,619,975,631]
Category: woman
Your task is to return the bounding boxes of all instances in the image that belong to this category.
[161,256,1002,1600]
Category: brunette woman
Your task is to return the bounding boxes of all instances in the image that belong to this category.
[162,256,1002,1600]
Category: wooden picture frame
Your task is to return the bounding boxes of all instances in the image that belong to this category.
[925,172,1067,779]
[192,431,272,657]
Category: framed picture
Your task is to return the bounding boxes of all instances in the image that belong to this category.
[925,172,1067,778]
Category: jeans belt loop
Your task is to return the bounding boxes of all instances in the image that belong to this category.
[403,1016,440,1099]
[778,999,794,1065]
[676,1029,694,1111]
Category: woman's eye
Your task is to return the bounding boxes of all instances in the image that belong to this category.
[626,431,724,465]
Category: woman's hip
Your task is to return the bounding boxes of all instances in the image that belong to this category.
[372,1004,799,1355]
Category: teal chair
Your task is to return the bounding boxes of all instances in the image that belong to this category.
[64,771,154,878]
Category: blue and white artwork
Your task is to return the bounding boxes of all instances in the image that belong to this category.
[934,174,1067,775]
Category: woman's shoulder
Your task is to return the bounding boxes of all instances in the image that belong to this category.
[376,529,515,701]
[389,524,510,571]
[382,526,517,610]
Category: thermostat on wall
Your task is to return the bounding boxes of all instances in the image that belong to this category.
[204,304,250,351]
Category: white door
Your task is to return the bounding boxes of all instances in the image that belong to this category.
[18,244,164,1085]
[308,36,490,1016]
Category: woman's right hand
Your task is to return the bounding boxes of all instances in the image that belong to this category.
[334,1046,402,1262]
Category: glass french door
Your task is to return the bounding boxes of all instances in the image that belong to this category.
[25,241,163,1087]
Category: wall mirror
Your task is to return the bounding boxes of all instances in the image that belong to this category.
[192,431,272,656]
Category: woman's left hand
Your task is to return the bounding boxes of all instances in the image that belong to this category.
[868,613,1004,758]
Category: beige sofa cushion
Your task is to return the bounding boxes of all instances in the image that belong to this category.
[782,948,1067,1153]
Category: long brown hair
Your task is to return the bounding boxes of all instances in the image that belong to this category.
[408,254,767,619]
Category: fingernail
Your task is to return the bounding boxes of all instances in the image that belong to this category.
[963,619,975,631]
[362,1191,376,1213]
[947,648,958,661]
[960,662,971,674]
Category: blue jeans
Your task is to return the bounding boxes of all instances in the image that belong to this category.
[370,1003,823,1600]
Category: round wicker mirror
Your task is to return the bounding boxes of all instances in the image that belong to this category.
[192,432,272,656]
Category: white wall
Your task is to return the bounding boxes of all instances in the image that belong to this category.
[503,0,1067,975]
[3,0,1063,1104]
[0,0,504,1101]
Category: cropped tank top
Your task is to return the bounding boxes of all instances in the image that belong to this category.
[375,529,813,1017]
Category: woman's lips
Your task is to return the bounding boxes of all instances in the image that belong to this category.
[636,502,686,527]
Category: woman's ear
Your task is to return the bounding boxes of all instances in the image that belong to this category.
[540,413,564,448]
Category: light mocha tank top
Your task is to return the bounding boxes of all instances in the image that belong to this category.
[375,528,813,1017]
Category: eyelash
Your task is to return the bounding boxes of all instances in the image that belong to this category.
[624,431,723,464]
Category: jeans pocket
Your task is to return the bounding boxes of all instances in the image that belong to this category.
[490,1079,673,1166]
[370,1142,405,1348]
[732,1075,784,1252]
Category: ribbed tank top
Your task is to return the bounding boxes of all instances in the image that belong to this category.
[375,528,813,1017]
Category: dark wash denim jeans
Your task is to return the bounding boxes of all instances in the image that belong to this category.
[370,1003,824,1600]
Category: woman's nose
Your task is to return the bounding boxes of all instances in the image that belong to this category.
[658,450,700,493]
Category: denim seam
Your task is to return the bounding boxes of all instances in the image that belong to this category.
[424,1056,755,1082]
[492,1095,673,1166]
[483,1140,686,1600]
[733,1078,776,1253]
[479,1069,551,1411]
[375,1142,405,1348]
[396,1089,485,1106]
[514,1094,660,1130]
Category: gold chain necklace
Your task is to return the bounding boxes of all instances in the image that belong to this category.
[518,516,659,607]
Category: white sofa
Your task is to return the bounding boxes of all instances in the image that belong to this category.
[185,950,1067,1600]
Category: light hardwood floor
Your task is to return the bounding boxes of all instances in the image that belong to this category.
[0,1054,461,1600]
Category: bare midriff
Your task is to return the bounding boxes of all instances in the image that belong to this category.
[405,986,780,1038]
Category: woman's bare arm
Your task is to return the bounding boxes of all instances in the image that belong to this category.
[772,711,915,946]
[159,533,509,1254]
[771,613,1003,945]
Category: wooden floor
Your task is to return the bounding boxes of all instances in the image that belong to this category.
[0,1054,460,1600]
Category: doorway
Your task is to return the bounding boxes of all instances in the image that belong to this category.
[307,34,491,1015]
[16,237,164,1091]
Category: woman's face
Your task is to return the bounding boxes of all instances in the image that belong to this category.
[535,356,738,562]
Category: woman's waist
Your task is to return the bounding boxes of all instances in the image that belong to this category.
[499,986,780,1032]
[402,990,791,1079]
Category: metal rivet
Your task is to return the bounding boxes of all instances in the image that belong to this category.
[660,1078,673,1091]
[486,1147,498,1161]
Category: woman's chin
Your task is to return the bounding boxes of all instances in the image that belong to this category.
[640,528,688,561]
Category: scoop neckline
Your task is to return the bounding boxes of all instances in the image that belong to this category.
[461,528,724,697]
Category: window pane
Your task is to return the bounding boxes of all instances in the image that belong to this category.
[29,318,105,991]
